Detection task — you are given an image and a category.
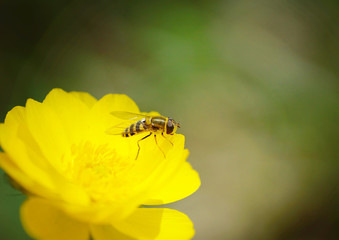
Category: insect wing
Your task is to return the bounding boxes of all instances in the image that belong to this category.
[107,111,147,135]
[110,111,148,120]
[105,119,136,135]
[105,124,127,135]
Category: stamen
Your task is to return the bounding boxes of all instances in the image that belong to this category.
[64,142,135,202]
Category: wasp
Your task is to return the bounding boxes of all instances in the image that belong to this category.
[106,111,181,160]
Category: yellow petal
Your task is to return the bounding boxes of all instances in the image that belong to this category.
[21,197,90,240]
[25,98,71,169]
[131,135,193,201]
[0,105,89,205]
[90,225,136,240]
[132,134,186,183]
[0,107,56,191]
[70,90,97,109]
[0,152,50,196]
[88,93,140,134]
[25,99,90,204]
[113,208,195,240]
[42,88,92,143]
[103,135,188,218]
[143,160,200,205]
[85,93,140,156]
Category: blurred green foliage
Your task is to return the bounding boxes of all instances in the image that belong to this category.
[0,0,338,239]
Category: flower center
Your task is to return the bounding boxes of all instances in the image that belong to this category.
[63,141,135,203]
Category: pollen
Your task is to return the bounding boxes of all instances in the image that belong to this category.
[64,141,135,202]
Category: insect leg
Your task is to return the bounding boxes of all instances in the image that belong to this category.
[135,132,152,160]
[161,132,173,146]
[154,134,166,158]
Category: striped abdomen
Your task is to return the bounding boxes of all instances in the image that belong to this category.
[122,119,148,137]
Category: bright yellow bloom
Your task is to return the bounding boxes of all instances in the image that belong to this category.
[0,89,200,240]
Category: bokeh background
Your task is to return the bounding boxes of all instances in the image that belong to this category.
[0,0,338,239]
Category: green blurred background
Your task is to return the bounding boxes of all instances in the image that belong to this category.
[0,0,338,239]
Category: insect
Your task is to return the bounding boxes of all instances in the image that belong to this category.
[106,111,181,160]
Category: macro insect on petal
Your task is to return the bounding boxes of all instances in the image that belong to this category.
[106,111,181,159]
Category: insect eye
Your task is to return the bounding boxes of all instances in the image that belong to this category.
[166,120,174,134]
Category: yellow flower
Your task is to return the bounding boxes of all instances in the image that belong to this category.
[0,89,200,240]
